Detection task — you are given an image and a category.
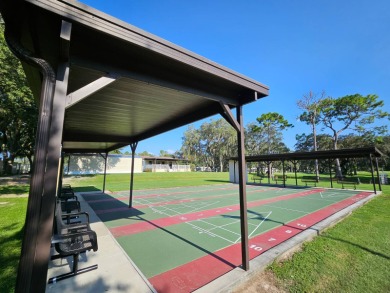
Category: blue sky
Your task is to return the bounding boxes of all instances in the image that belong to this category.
[80,0,390,155]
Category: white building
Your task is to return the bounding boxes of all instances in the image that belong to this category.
[65,154,190,175]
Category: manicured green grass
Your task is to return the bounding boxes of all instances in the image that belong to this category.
[0,197,28,293]
[0,185,29,195]
[65,171,230,192]
[267,185,390,292]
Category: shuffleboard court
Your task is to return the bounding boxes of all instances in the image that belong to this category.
[81,184,372,293]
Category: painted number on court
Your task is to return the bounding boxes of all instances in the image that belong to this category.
[249,244,263,251]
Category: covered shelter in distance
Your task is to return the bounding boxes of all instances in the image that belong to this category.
[0,0,269,292]
[229,147,384,192]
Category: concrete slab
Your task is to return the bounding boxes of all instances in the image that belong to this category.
[46,192,156,293]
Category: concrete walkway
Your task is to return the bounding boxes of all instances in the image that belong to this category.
[46,192,156,293]
[45,189,378,292]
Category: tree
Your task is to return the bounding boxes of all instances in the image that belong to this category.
[245,122,268,156]
[182,124,202,165]
[181,119,236,171]
[253,112,293,176]
[318,94,390,177]
[295,133,333,174]
[253,112,293,154]
[378,135,390,170]
[295,133,333,152]
[137,150,154,157]
[198,119,236,172]
[159,150,174,157]
[0,19,38,173]
[297,90,326,179]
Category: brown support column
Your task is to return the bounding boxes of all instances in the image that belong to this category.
[329,159,333,188]
[8,20,71,292]
[67,154,71,174]
[29,20,71,292]
[267,162,271,184]
[102,152,108,193]
[59,152,65,193]
[282,160,286,188]
[369,155,377,194]
[375,157,382,192]
[32,59,69,292]
[236,106,249,270]
[292,161,298,186]
[129,142,138,208]
[219,102,249,270]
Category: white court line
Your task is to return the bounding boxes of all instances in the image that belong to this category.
[195,218,241,236]
[263,204,309,214]
[185,221,236,244]
[247,211,273,240]
[320,191,351,198]
[177,201,219,214]
[150,201,219,217]
[188,211,274,245]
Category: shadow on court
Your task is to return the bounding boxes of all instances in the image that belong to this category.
[81,191,236,268]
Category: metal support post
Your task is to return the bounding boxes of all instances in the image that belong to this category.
[236,106,249,270]
[329,159,333,188]
[375,157,382,192]
[267,162,271,184]
[103,152,108,193]
[59,152,65,194]
[29,21,72,292]
[369,155,377,194]
[292,161,298,186]
[67,154,71,174]
[218,101,249,270]
[129,142,138,208]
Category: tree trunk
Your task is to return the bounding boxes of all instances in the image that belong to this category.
[2,157,7,175]
[333,139,343,178]
[6,153,15,174]
[27,155,33,174]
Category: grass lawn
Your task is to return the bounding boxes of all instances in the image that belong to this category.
[259,185,390,292]
[0,197,28,293]
[64,171,230,192]
[0,185,29,195]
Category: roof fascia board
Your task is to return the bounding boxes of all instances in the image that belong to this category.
[66,74,119,109]
[25,0,269,95]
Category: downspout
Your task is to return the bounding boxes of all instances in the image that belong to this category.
[5,27,57,292]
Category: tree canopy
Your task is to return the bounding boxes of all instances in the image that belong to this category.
[0,18,37,173]
[253,112,292,154]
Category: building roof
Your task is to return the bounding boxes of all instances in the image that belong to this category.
[141,156,189,162]
[0,0,268,153]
